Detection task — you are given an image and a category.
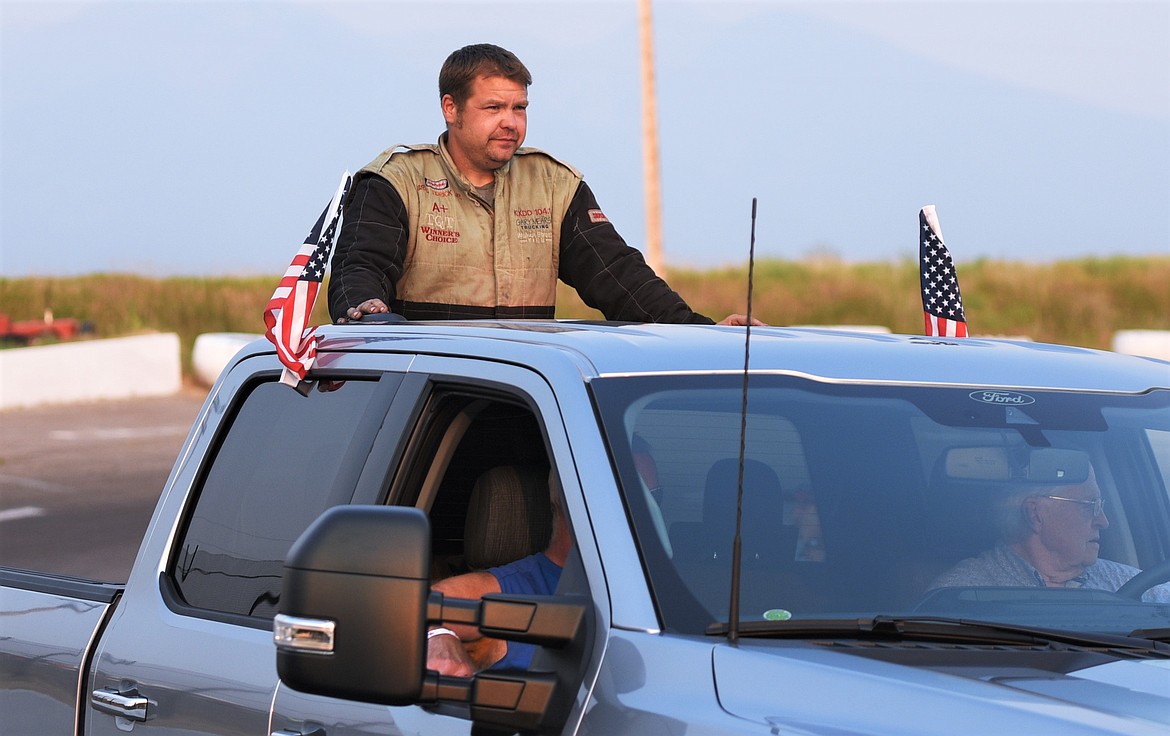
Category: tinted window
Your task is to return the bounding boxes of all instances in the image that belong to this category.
[171,376,396,620]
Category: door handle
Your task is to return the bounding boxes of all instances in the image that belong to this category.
[92,686,152,721]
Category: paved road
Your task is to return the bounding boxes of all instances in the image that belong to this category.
[0,388,208,583]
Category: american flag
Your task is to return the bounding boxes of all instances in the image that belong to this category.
[919,205,968,338]
[263,172,352,386]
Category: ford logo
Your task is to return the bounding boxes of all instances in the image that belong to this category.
[969,390,1036,406]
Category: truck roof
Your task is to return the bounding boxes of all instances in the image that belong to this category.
[248,321,1170,393]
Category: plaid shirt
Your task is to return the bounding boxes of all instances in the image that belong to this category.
[930,542,1170,603]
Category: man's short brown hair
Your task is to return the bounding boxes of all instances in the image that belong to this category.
[439,44,532,106]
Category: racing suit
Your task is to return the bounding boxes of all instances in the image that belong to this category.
[327,134,713,324]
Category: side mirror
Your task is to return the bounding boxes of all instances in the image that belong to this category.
[275,505,591,734]
[276,505,430,705]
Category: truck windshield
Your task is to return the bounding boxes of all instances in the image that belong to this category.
[592,375,1170,637]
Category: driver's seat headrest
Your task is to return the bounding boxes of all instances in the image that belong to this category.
[464,464,552,570]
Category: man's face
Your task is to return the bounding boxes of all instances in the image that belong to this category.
[1028,470,1108,575]
[442,74,527,183]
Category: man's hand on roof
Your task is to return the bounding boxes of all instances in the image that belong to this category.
[718,314,767,326]
[338,298,390,324]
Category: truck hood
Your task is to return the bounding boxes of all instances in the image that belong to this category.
[713,642,1170,734]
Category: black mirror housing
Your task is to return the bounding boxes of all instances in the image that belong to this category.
[276,505,431,705]
[276,505,590,733]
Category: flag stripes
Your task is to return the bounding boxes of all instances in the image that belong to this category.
[263,172,351,385]
[919,205,968,338]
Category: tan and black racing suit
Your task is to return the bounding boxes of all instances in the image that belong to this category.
[327,134,713,324]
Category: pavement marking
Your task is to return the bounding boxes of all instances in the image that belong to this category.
[0,474,72,493]
[49,425,189,442]
[0,506,46,523]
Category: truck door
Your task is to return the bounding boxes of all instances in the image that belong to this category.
[271,356,606,736]
[84,357,411,735]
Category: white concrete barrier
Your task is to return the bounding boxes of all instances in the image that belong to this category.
[192,333,262,387]
[1113,330,1170,362]
[0,333,181,410]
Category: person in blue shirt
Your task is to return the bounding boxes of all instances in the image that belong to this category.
[427,439,662,674]
[426,492,570,675]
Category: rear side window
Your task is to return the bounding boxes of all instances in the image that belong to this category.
[170,377,395,622]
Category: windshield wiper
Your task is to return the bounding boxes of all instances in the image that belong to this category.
[706,615,1170,655]
[1130,627,1170,643]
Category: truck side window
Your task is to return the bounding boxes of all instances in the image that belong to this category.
[168,377,390,623]
[393,393,550,580]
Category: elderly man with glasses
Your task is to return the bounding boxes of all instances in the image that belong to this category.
[929,464,1170,602]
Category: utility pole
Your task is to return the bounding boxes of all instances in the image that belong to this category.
[639,0,664,274]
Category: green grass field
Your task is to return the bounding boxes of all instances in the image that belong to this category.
[3,256,1166,377]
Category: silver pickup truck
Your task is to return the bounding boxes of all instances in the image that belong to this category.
[3,321,1170,735]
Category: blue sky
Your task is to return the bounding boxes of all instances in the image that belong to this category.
[1,0,1167,277]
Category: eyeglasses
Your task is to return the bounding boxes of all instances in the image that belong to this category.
[1040,495,1105,517]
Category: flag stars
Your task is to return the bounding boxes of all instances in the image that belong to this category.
[919,209,967,334]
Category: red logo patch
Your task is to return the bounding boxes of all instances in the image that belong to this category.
[587,209,608,224]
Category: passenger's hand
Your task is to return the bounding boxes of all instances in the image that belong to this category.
[338,299,390,324]
[717,313,766,326]
[426,632,477,677]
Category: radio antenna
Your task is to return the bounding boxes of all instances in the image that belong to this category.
[728,197,757,645]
